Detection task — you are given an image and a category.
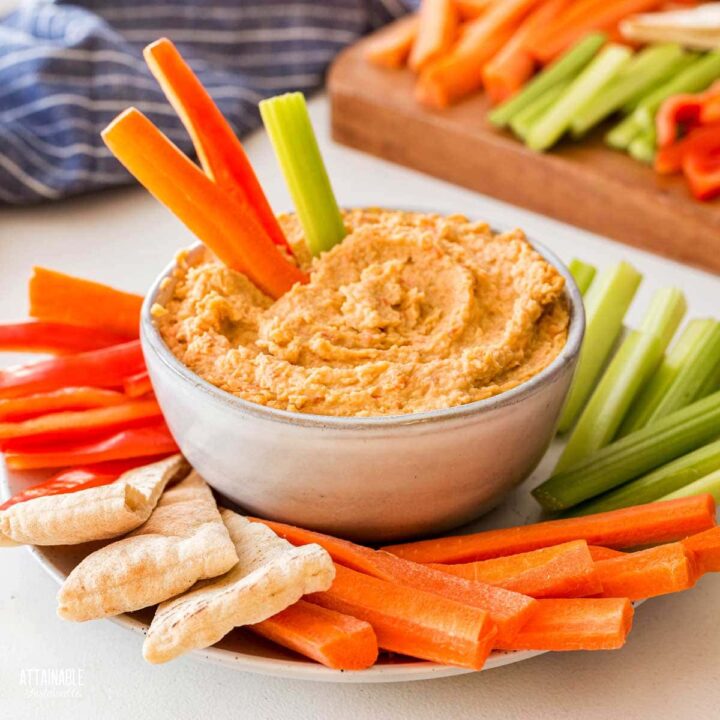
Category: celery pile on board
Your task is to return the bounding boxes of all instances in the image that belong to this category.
[555,287,686,472]
[662,468,720,504]
[557,261,642,434]
[260,92,346,256]
[510,82,569,140]
[533,389,720,511]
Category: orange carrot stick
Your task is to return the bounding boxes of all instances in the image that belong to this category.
[594,543,696,600]
[456,0,497,19]
[482,0,573,103]
[251,600,379,670]
[383,495,717,563]
[29,268,142,339]
[309,564,497,669]
[365,15,420,69]
[588,545,625,561]
[682,526,720,573]
[428,540,602,598]
[416,0,543,107]
[102,109,307,300]
[496,598,634,651]
[408,0,459,72]
[144,38,291,252]
[253,518,536,644]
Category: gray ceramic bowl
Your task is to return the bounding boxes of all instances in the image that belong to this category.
[141,232,584,542]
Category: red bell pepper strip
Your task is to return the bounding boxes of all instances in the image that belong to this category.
[0,456,169,510]
[656,82,720,149]
[654,123,720,174]
[3,422,178,470]
[683,149,720,201]
[0,398,162,445]
[123,371,153,398]
[0,322,131,355]
[0,387,127,422]
[0,340,145,399]
[701,95,720,125]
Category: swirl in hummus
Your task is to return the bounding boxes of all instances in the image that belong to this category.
[154,209,569,417]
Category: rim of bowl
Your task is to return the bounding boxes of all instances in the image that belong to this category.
[141,217,585,430]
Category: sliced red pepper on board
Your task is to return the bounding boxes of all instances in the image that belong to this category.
[3,422,178,470]
[0,456,169,510]
[656,81,720,149]
[0,322,131,355]
[0,340,145,399]
[123,371,153,398]
[683,149,720,201]
[0,398,162,445]
[654,123,720,175]
[701,95,720,125]
[0,387,127,422]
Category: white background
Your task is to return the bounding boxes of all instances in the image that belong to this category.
[1,98,719,719]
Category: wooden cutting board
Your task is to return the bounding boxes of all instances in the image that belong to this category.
[328,26,720,274]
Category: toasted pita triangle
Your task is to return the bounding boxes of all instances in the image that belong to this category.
[0,455,188,546]
[57,471,237,622]
[143,510,335,664]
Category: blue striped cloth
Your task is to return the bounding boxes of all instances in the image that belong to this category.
[0,0,413,204]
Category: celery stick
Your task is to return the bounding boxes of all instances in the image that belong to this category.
[510,82,569,140]
[628,128,656,164]
[527,45,632,152]
[567,258,596,296]
[489,33,606,127]
[557,261,642,434]
[661,468,720,504]
[606,115,642,150]
[567,439,720,515]
[555,288,684,472]
[621,53,699,114]
[633,50,720,130]
[619,319,717,435]
[533,389,720,511]
[259,92,346,256]
[571,44,684,137]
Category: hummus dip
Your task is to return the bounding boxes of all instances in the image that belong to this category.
[154,209,569,417]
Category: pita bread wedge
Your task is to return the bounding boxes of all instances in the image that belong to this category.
[143,509,335,664]
[0,455,188,546]
[57,471,238,622]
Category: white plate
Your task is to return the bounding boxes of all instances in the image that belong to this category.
[1,455,562,682]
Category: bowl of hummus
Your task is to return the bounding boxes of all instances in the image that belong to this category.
[142,209,584,542]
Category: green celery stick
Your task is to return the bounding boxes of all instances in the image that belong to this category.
[661,468,720,504]
[260,92,346,256]
[510,82,569,140]
[567,258,596,296]
[628,129,656,164]
[571,44,684,137]
[557,261,642,434]
[567,439,720,516]
[620,53,700,114]
[619,319,717,435]
[533,389,720,511]
[633,50,720,130]
[699,356,720,397]
[527,44,632,152]
[605,115,642,151]
[555,288,684,472]
[489,33,606,127]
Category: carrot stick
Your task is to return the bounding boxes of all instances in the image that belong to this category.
[427,540,602,598]
[533,0,662,63]
[588,545,626,561]
[682,526,720,573]
[123,371,153,398]
[456,0,497,19]
[408,0,459,72]
[496,598,634,651]
[0,388,127,422]
[365,15,419,69]
[29,268,142,339]
[254,518,536,644]
[102,109,307,300]
[416,0,542,107]
[382,495,717,563]
[594,543,697,599]
[143,39,291,252]
[482,0,573,104]
[309,564,497,669]
[251,600,378,670]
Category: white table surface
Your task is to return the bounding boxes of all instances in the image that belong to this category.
[1,97,718,720]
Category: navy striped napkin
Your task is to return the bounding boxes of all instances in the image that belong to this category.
[0,0,413,204]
